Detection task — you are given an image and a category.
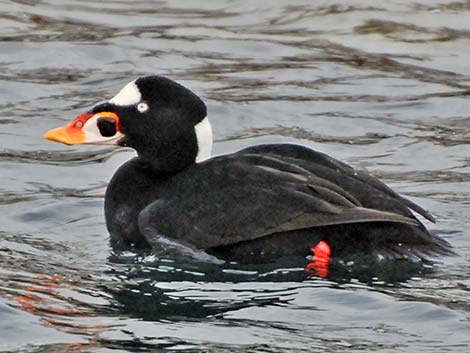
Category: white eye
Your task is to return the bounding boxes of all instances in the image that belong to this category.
[137,102,149,113]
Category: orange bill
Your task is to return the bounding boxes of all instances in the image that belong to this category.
[44,112,120,145]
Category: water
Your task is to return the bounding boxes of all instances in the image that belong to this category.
[1,0,470,352]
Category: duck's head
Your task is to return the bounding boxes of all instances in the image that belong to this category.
[44,76,212,172]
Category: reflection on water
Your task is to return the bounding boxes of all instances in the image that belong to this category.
[1,0,470,352]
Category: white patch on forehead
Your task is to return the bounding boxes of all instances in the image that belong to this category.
[195,117,212,162]
[109,80,141,106]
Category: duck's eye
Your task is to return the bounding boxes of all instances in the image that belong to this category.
[137,102,149,113]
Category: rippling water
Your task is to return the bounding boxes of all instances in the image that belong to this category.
[1,1,470,352]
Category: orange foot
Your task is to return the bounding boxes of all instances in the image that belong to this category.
[305,240,331,278]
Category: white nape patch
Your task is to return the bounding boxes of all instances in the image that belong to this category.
[194,117,212,162]
[109,79,141,106]
[83,115,124,145]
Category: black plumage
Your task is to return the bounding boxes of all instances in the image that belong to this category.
[106,142,450,263]
[45,75,453,264]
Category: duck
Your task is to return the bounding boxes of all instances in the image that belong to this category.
[44,75,452,264]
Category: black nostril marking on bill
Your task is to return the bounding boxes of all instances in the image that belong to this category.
[97,118,117,137]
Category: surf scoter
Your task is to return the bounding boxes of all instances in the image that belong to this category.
[44,75,451,264]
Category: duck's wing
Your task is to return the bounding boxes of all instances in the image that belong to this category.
[240,144,435,222]
[138,146,423,250]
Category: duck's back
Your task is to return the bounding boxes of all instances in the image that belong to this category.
[104,144,450,262]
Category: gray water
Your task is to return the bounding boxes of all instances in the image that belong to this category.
[1,1,470,352]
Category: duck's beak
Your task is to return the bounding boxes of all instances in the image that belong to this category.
[44,111,123,145]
